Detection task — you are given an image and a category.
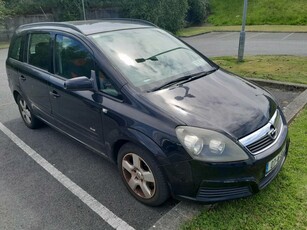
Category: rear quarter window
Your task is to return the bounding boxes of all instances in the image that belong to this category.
[9,36,22,61]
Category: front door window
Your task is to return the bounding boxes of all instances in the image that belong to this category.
[55,35,94,79]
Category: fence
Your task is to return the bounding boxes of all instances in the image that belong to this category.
[0,7,122,42]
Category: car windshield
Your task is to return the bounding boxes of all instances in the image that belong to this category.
[90,28,215,92]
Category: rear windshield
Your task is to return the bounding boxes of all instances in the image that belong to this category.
[90,28,214,92]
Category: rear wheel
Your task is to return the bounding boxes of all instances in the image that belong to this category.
[118,143,169,206]
[17,95,43,129]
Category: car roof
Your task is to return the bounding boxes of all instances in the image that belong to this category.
[16,19,156,35]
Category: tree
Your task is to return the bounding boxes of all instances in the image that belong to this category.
[121,0,189,33]
[186,0,210,25]
[0,0,7,20]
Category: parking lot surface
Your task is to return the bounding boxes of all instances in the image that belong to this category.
[182,32,307,57]
[0,32,305,230]
[0,48,178,230]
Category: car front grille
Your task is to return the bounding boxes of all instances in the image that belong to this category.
[239,109,283,155]
[246,134,275,153]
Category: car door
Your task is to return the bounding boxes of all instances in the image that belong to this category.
[18,32,53,117]
[49,33,105,153]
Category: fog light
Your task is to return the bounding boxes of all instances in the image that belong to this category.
[209,140,225,154]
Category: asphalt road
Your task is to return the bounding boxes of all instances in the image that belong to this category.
[182,32,307,57]
[0,48,177,230]
[0,32,304,230]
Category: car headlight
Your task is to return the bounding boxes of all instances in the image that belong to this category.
[176,126,249,162]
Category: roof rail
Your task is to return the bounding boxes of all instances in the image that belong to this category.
[18,22,83,33]
[17,19,157,34]
[98,18,157,27]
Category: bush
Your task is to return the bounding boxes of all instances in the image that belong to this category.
[121,0,189,33]
[186,0,210,25]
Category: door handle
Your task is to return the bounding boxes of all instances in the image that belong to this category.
[20,75,26,81]
[50,90,61,98]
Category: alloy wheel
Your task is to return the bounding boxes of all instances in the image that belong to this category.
[121,153,156,199]
[19,98,32,125]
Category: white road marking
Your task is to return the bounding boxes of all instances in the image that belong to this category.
[282,33,294,41]
[0,122,135,230]
[217,32,237,39]
[247,33,264,39]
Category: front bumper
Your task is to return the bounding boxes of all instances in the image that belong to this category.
[162,128,289,203]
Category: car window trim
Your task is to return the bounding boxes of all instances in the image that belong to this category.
[96,90,124,103]
[22,61,53,75]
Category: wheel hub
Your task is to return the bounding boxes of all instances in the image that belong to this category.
[135,170,143,180]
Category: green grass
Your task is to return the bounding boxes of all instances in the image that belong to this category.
[209,0,307,26]
[0,42,9,49]
[178,25,307,37]
[212,56,307,85]
[183,107,307,229]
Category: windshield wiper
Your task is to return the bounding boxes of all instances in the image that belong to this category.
[150,68,218,92]
[135,47,188,63]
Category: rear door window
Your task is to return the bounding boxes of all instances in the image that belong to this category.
[28,33,51,71]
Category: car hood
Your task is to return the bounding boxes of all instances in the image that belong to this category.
[144,69,277,139]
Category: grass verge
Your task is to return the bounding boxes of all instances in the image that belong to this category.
[177,25,307,37]
[208,0,307,26]
[0,42,9,49]
[183,107,307,229]
[212,56,307,85]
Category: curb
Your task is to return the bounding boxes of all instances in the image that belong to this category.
[179,31,307,38]
[149,86,307,230]
[246,78,307,91]
[178,31,211,38]
[283,89,307,123]
[149,201,212,230]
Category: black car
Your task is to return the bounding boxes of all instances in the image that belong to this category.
[6,19,289,206]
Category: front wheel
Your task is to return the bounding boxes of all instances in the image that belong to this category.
[17,95,43,129]
[118,143,170,206]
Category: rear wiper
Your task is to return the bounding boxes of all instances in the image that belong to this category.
[150,68,218,92]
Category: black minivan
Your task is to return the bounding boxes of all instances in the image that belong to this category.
[6,20,289,206]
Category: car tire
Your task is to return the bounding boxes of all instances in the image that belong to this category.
[118,143,170,206]
[17,95,43,129]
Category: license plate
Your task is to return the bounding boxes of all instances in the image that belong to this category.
[265,146,286,175]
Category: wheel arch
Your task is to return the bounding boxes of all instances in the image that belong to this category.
[111,128,170,166]
[13,90,20,103]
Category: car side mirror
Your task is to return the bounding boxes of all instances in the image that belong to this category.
[64,76,93,91]
[64,70,98,92]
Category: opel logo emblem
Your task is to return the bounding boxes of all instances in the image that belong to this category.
[268,125,277,140]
